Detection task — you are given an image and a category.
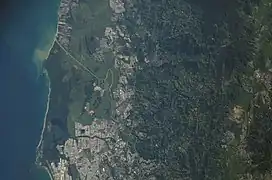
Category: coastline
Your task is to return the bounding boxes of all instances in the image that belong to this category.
[35,36,56,180]
[35,2,61,180]
[36,70,51,151]
[35,0,77,178]
[36,0,75,154]
[36,28,58,152]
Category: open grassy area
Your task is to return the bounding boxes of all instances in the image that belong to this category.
[62,0,118,132]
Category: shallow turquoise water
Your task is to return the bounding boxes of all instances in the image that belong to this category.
[0,0,59,179]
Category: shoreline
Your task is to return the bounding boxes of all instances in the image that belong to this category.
[35,36,56,180]
[36,0,74,152]
[36,27,58,151]
[36,0,61,156]
[35,0,76,178]
[35,1,61,180]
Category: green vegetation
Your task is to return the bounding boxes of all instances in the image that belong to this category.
[42,0,272,179]
[63,0,117,128]
[41,0,118,163]
[118,0,272,179]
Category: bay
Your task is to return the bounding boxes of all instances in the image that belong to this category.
[0,0,59,179]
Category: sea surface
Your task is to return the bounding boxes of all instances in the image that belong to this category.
[0,0,59,179]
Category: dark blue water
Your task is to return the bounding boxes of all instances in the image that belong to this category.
[0,0,59,179]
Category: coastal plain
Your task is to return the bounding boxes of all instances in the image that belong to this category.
[39,0,272,179]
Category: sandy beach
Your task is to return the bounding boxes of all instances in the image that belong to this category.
[34,3,61,180]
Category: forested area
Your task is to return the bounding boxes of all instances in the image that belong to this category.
[120,0,272,179]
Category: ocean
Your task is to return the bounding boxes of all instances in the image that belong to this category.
[0,0,59,179]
